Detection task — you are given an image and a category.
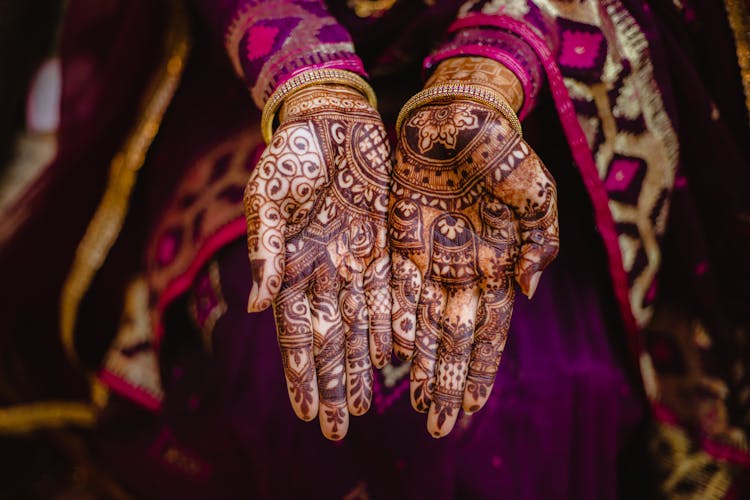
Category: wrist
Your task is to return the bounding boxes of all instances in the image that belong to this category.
[260,68,377,143]
[279,84,371,123]
[426,56,524,113]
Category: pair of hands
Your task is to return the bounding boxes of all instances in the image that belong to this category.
[244,62,559,440]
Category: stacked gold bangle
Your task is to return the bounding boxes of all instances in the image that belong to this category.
[261,68,377,144]
[396,82,522,138]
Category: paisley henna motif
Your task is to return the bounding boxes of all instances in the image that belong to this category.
[245,85,391,440]
[391,64,559,437]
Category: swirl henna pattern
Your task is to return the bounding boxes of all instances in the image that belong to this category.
[390,99,559,438]
[244,85,392,440]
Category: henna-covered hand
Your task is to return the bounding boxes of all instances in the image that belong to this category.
[391,59,559,437]
[244,85,392,440]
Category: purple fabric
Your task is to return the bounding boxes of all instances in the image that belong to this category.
[17,0,745,497]
[99,215,644,498]
[192,0,367,108]
[86,13,646,497]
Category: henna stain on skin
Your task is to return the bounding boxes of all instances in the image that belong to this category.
[244,85,392,440]
[391,58,559,437]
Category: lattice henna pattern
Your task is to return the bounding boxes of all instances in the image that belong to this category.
[244,85,391,440]
[391,95,559,437]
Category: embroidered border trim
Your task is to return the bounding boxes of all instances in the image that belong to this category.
[724,0,750,126]
[60,0,191,368]
[0,401,96,434]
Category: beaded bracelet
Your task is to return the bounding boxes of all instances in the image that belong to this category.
[396,82,522,138]
[261,69,377,144]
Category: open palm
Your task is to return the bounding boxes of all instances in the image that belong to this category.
[244,85,392,440]
[390,99,559,437]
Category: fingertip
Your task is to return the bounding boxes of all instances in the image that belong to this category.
[461,397,485,415]
[291,392,319,422]
[525,271,542,299]
[348,398,371,417]
[325,432,346,442]
[319,402,349,441]
[371,353,389,369]
[409,379,431,413]
[427,403,457,438]
[247,291,272,312]
[429,430,446,440]
[298,410,317,422]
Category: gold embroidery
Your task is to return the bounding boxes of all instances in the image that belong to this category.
[102,277,164,402]
[0,401,96,434]
[535,0,680,328]
[651,423,735,500]
[347,0,397,18]
[60,0,190,368]
[724,0,750,126]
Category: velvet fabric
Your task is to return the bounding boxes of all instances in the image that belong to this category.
[89,8,646,498]
[2,0,749,497]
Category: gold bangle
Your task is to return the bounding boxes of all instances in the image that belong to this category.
[396,82,522,138]
[261,69,377,144]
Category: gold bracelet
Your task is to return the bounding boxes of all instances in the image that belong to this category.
[396,82,522,138]
[261,69,377,144]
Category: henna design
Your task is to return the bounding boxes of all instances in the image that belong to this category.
[409,104,480,153]
[426,56,525,112]
[391,76,559,437]
[340,275,373,416]
[390,250,421,360]
[364,255,392,368]
[245,85,391,439]
[410,280,445,413]
[273,284,318,421]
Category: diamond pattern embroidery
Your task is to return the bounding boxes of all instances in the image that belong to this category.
[556,18,607,83]
[605,155,647,205]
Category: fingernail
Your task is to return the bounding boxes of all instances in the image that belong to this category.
[526,271,541,299]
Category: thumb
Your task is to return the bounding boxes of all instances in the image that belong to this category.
[244,166,288,312]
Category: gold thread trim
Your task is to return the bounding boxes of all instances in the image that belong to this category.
[60,0,191,367]
[652,422,735,499]
[724,0,750,126]
[0,402,96,434]
[604,0,679,328]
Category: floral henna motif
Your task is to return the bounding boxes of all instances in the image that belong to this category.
[390,97,559,437]
[409,104,480,153]
[244,85,392,440]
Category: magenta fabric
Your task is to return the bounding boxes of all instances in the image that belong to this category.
[84,13,648,498]
[193,0,367,108]
[6,0,748,497]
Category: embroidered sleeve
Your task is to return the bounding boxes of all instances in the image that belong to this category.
[194,0,367,110]
[425,0,558,119]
